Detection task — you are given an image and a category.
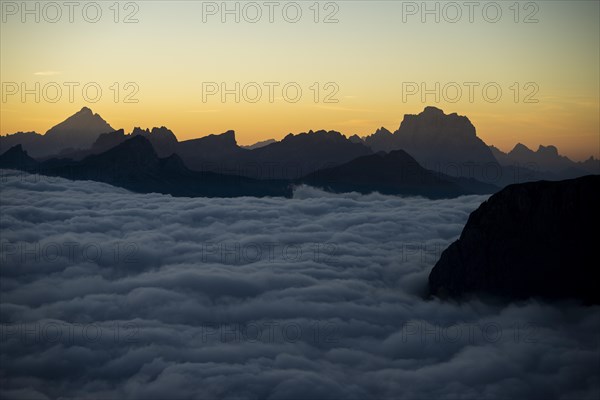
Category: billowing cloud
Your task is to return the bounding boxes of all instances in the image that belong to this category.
[0,170,598,399]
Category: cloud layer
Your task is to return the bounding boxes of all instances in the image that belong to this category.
[1,170,598,399]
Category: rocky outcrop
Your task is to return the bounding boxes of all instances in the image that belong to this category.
[429,175,600,304]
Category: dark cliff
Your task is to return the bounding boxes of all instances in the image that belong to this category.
[429,175,600,304]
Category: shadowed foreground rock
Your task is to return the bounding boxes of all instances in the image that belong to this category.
[429,175,600,304]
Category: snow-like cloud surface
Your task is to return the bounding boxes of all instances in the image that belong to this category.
[1,170,598,399]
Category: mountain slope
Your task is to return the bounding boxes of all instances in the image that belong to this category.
[177,130,245,172]
[0,108,114,158]
[368,106,497,168]
[44,106,114,150]
[491,143,599,178]
[236,130,373,179]
[1,137,292,198]
[298,150,496,198]
[0,132,44,156]
[429,175,600,303]
[0,144,39,170]
[242,139,277,150]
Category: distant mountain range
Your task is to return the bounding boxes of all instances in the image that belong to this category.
[490,143,598,179]
[1,106,598,198]
[1,134,496,199]
[241,139,277,150]
[1,107,113,158]
[298,150,497,198]
[358,107,599,185]
[0,136,292,198]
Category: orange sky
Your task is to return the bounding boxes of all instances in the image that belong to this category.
[1,1,599,160]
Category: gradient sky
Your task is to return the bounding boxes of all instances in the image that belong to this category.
[1,0,599,160]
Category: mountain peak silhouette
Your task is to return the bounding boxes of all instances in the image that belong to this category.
[282,130,348,145]
[298,147,487,198]
[131,127,151,135]
[221,130,237,143]
[364,107,495,172]
[83,134,161,171]
[422,106,445,116]
[510,143,531,154]
[537,144,559,156]
[43,107,114,151]
[191,129,237,146]
[399,107,476,138]
[0,144,38,169]
[375,127,392,136]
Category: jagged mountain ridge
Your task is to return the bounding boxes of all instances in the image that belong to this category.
[2,106,597,187]
[298,150,498,198]
[0,107,114,158]
[0,136,293,198]
[490,143,599,178]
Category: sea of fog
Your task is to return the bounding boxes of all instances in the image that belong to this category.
[0,170,598,399]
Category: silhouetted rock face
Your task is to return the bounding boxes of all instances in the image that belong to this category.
[348,134,364,144]
[491,143,599,178]
[84,134,161,170]
[0,144,38,169]
[0,131,43,156]
[512,143,555,167]
[242,130,372,179]
[400,106,475,137]
[241,139,277,150]
[45,106,114,150]
[131,126,178,157]
[177,130,243,170]
[92,129,128,153]
[394,107,496,167]
[0,108,114,158]
[299,150,469,198]
[1,136,292,198]
[580,156,600,175]
[364,107,497,171]
[364,127,393,151]
[429,175,600,304]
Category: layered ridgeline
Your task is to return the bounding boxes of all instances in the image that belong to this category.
[0,135,494,199]
[91,128,372,180]
[7,109,371,180]
[361,107,599,185]
[0,107,114,158]
[297,150,497,198]
[490,143,599,179]
[429,175,600,304]
[0,136,292,198]
[1,106,598,195]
